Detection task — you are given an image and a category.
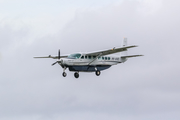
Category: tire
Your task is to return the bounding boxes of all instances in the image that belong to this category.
[95,70,101,76]
[74,72,79,78]
[62,72,67,77]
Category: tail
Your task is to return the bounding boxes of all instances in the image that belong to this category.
[121,37,128,56]
[120,38,143,59]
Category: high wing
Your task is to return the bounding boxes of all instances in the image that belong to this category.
[34,49,68,59]
[85,45,137,56]
[34,55,68,59]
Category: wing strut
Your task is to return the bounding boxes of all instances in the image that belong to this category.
[88,53,102,65]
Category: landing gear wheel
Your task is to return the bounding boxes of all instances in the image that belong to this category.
[62,72,67,77]
[96,70,101,76]
[74,72,79,78]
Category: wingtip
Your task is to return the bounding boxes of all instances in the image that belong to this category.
[137,55,144,57]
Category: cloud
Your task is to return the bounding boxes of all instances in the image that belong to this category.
[0,0,180,120]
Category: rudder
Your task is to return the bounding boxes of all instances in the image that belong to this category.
[121,37,128,56]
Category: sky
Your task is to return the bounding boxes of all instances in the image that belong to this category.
[0,0,180,120]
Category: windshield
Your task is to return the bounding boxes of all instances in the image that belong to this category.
[68,53,81,59]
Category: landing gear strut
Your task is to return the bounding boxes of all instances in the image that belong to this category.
[96,70,101,76]
[74,72,79,78]
[62,67,67,77]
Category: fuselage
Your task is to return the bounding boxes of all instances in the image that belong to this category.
[58,53,127,72]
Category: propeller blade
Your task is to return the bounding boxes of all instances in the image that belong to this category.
[58,49,60,59]
[52,49,61,66]
[52,61,58,66]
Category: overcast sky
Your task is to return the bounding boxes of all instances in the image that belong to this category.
[0,0,180,120]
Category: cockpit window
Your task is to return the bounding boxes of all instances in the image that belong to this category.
[68,53,81,59]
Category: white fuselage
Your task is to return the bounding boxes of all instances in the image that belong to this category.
[60,55,127,66]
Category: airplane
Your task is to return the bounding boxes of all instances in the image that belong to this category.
[34,38,143,78]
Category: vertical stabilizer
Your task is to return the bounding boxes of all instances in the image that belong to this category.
[122,37,127,47]
[121,38,128,56]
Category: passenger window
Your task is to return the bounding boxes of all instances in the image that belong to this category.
[81,56,84,59]
[88,56,91,59]
[115,57,119,60]
[93,56,96,59]
[85,56,87,59]
[105,57,107,60]
[98,57,101,59]
[108,57,110,60]
[102,57,104,60]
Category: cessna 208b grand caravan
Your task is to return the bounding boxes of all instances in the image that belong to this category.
[34,38,143,78]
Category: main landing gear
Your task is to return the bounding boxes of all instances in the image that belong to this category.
[95,67,101,76]
[62,67,79,78]
[74,72,79,78]
[95,70,101,76]
[62,72,79,78]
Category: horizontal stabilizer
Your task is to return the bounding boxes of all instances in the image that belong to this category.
[121,55,143,58]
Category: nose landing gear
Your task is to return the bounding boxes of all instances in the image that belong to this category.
[62,67,67,77]
[62,72,67,77]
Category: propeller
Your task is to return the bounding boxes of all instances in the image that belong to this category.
[52,49,61,66]
[52,61,58,66]
[58,49,60,59]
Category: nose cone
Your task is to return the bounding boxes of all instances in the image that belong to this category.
[58,58,66,68]
[60,58,67,65]
[60,59,63,64]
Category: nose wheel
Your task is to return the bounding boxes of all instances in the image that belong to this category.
[62,72,67,77]
[74,72,79,78]
[96,70,101,76]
